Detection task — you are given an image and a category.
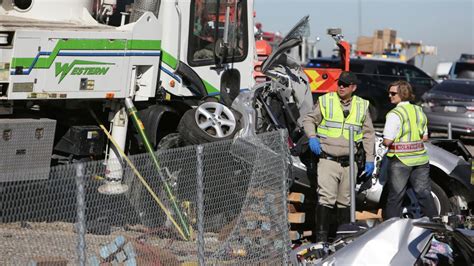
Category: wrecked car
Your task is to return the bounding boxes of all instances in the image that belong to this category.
[291,216,473,265]
[229,16,474,219]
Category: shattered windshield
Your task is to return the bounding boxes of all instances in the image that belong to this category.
[261,15,310,73]
[280,15,310,44]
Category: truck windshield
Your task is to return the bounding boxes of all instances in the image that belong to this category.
[188,0,248,66]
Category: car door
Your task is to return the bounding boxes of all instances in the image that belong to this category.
[352,60,391,121]
[375,61,400,84]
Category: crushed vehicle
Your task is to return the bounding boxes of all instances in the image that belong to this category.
[240,16,473,265]
[291,216,473,265]
[232,16,474,228]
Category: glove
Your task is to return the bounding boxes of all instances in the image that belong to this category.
[308,137,321,155]
[364,162,375,176]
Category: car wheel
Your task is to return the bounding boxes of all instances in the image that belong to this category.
[178,102,240,144]
[402,181,451,218]
[200,95,219,104]
[430,181,451,216]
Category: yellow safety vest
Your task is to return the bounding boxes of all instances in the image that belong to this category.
[317,92,369,142]
[386,104,429,166]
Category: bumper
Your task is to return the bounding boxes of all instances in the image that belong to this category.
[425,111,474,134]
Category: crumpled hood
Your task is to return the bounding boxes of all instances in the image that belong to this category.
[319,217,432,266]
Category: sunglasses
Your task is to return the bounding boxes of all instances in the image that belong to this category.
[389,91,398,97]
[338,82,354,88]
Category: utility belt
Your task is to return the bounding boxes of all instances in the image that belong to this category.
[320,151,350,167]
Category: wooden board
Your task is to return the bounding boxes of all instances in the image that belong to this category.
[289,230,312,240]
[288,192,305,203]
[288,212,305,224]
[356,209,383,220]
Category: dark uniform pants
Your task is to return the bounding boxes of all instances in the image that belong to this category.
[384,157,437,219]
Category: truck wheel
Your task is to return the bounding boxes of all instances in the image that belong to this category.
[178,102,240,144]
[430,181,451,216]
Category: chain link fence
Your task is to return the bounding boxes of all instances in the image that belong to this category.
[0,130,290,265]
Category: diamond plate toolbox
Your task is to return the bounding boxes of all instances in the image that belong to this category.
[0,119,56,182]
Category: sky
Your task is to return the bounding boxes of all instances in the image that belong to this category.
[254,0,474,76]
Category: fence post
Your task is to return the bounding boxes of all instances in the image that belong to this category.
[75,163,86,266]
[349,126,356,224]
[196,145,205,266]
[448,122,452,140]
[279,129,289,265]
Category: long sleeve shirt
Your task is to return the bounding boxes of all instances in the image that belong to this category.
[303,96,375,162]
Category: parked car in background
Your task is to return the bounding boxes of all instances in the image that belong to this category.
[449,54,474,80]
[422,79,474,136]
[305,57,437,122]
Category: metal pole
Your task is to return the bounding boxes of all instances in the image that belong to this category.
[196,145,205,266]
[120,12,129,26]
[349,126,356,224]
[100,105,129,195]
[75,163,86,266]
[448,122,452,139]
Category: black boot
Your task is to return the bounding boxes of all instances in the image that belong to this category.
[314,205,332,242]
[337,207,351,226]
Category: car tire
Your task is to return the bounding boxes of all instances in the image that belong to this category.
[178,102,241,145]
[402,181,451,218]
[430,181,451,216]
[200,95,219,104]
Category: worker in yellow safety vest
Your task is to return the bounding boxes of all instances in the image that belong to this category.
[303,71,375,243]
[382,80,437,219]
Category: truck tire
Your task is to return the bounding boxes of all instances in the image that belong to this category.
[430,181,451,216]
[178,102,240,144]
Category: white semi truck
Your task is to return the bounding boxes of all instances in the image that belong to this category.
[0,0,256,189]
